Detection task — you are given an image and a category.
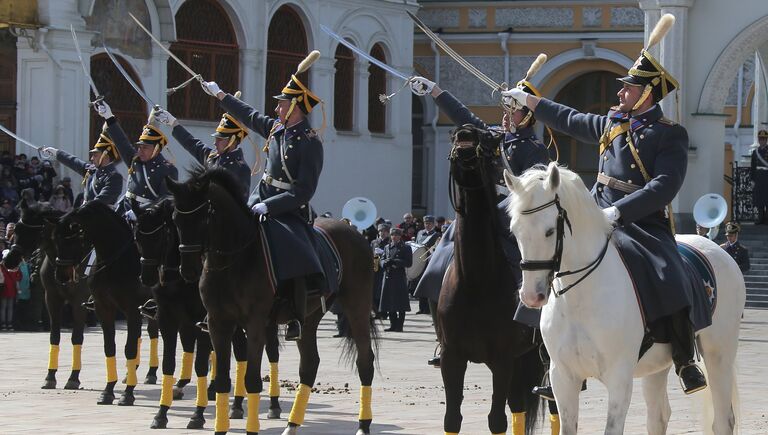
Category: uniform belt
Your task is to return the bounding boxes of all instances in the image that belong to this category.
[597,173,641,194]
[262,173,292,191]
[125,191,152,204]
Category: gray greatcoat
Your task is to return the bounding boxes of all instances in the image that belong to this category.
[379,240,413,313]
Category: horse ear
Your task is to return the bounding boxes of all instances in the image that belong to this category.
[503,169,521,193]
[20,198,28,211]
[544,162,560,191]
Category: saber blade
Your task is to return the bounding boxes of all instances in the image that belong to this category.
[129,12,200,80]
[0,124,41,151]
[70,25,101,100]
[320,24,410,81]
[102,44,156,110]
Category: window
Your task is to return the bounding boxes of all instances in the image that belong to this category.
[368,43,387,134]
[168,0,238,121]
[0,30,16,154]
[265,5,308,113]
[412,95,426,212]
[89,54,147,149]
[334,42,354,131]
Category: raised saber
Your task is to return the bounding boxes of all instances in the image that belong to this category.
[102,43,157,114]
[128,12,201,82]
[320,24,410,81]
[0,123,52,158]
[70,25,103,105]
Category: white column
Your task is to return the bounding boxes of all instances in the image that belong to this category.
[355,59,370,135]
[753,49,768,158]
[638,0,662,58]
[657,0,695,123]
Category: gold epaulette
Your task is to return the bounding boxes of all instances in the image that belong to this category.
[658,117,677,125]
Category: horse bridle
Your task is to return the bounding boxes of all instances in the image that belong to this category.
[447,126,499,213]
[174,201,210,255]
[518,194,614,297]
[10,219,45,257]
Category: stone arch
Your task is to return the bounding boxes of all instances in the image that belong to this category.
[267,1,316,50]
[698,15,768,114]
[533,47,634,97]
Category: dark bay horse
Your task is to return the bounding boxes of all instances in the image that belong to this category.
[439,126,543,435]
[54,200,156,406]
[167,168,377,435]
[133,199,283,430]
[3,200,89,390]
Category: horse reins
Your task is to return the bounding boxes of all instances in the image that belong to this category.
[518,194,614,297]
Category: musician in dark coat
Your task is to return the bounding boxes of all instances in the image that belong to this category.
[154,107,251,195]
[508,43,709,394]
[379,228,413,332]
[413,215,439,314]
[94,101,179,216]
[371,223,391,318]
[751,130,768,224]
[721,222,750,273]
[200,51,324,341]
[42,123,123,207]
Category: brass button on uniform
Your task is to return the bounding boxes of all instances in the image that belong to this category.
[630,163,636,169]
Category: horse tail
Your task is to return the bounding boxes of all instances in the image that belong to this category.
[340,315,380,371]
[509,344,545,435]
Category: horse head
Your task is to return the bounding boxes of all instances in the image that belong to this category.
[448,124,502,213]
[167,173,210,283]
[134,198,175,287]
[505,163,611,308]
[53,209,88,285]
[3,199,60,269]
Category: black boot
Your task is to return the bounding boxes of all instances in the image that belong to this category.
[670,311,707,395]
[285,278,306,341]
[138,299,158,320]
[81,295,96,312]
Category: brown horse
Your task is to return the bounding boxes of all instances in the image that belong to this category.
[167,167,377,435]
[438,126,544,435]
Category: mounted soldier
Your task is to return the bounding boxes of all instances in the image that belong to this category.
[751,129,768,224]
[93,101,179,219]
[408,57,551,367]
[506,15,709,394]
[42,123,123,208]
[199,50,324,341]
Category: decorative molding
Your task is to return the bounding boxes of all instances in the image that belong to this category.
[417,9,460,28]
[726,56,755,106]
[495,8,574,28]
[582,7,602,27]
[610,7,644,27]
[468,9,487,28]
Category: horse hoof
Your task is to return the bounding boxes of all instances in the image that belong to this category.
[355,430,369,435]
[281,426,299,435]
[229,407,244,419]
[64,379,81,390]
[41,379,56,389]
[186,416,205,429]
[172,387,185,400]
[145,374,158,385]
[97,392,115,405]
[118,391,135,406]
[267,407,281,419]
[150,415,168,429]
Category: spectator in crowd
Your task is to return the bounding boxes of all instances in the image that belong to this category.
[398,213,418,236]
[1,180,18,204]
[61,176,74,204]
[19,188,37,208]
[38,160,57,201]
[0,199,19,224]
[0,250,22,330]
[49,185,72,213]
[5,223,14,242]
[13,258,32,330]
[436,216,446,234]
[0,151,12,167]
[0,166,16,189]
[721,222,750,273]
[364,217,384,244]
[404,225,417,242]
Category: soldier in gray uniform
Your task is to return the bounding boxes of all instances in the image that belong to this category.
[42,123,123,207]
[153,106,251,195]
[751,129,768,224]
[94,101,179,216]
[507,40,709,394]
[200,51,324,341]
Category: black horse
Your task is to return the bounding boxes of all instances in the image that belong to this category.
[167,167,377,435]
[438,126,544,435]
[54,200,156,406]
[133,199,283,429]
[4,200,89,390]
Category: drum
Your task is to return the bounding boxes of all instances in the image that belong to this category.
[406,242,430,281]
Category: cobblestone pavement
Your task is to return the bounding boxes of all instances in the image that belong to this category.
[0,306,766,434]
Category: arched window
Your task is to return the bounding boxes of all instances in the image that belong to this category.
[89,54,147,148]
[334,42,354,131]
[0,30,16,154]
[368,43,387,134]
[548,71,620,186]
[168,0,239,121]
[265,5,308,113]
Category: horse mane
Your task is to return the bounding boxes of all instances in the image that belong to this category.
[21,202,64,222]
[63,200,133,236]
[508,165,612,237]
[185,166,250,215]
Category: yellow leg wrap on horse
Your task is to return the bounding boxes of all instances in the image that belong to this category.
[196,376,209,407]
[72,344,82,371]
[550,414,560,435]
[160,374,175,407]
[149,337,159,368]
[180,351,194,381]
[48,344,60,370]
[445,432,459,435]
[125,358,138,386]
[358,385,373,421]
[234,361,246,397]
[512,412,526,435]
[215,392,230,433]
[246,393,261,432]
[209,352,217,381]
[135,338,142,367]
[106,356,118,383]
[269,362,280,397]
[288,383,312,426]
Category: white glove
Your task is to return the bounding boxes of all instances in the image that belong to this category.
[602,206,621,224]
[201,81,222,98]
[501,88,529,111]
[153,108,177,127]
[124,209,137,222]
[374,248,384,256]
[409,76,436,96]
[41,147,58,159]
[251,202,268,215]
[95,101,114,119]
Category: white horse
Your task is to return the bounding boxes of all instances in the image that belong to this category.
[503,163,744,435]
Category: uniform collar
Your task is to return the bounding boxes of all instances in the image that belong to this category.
[284,119,310,139]
[610,104,663,131]
[506,126,535,141]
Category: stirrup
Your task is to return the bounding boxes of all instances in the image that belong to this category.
[138,299,158,321]
[285,320,302,341]
[677,363,707,395]
[196,317,209,333]
[81,297,96,312]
